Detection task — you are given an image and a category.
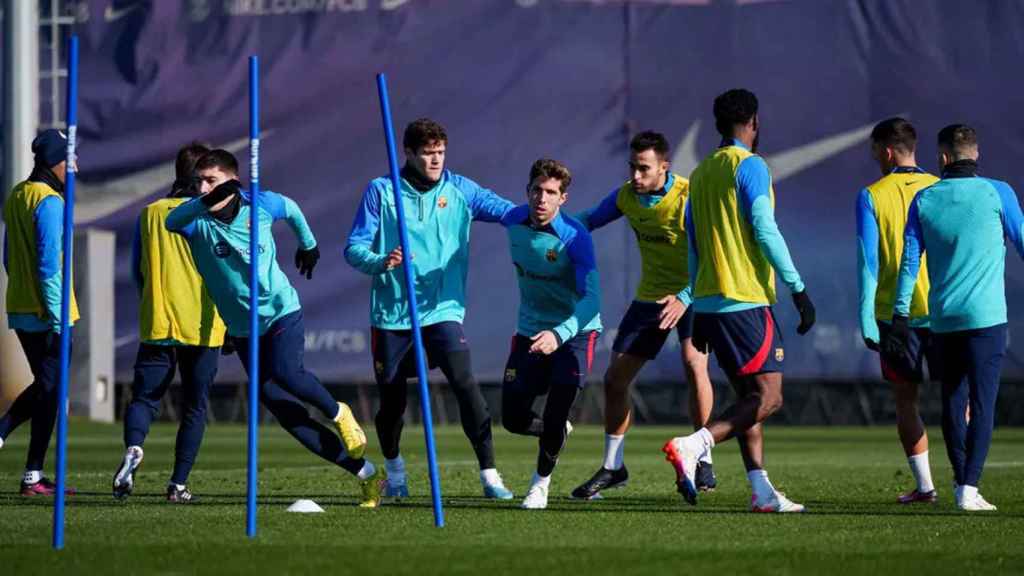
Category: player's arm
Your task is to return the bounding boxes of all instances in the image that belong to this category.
[886,195,925,361]
[575,188,623,232]
[344,180,398,275]
[35,195,66,331]
[164,195,204,236]
[856,189,881,348]
[992,179,1024,260]
[544,230,601,352]
[131,216,144,297]
[260,191,320,279]
[657,203,695,330]
[453,174,516,223]
[737,156,814,334]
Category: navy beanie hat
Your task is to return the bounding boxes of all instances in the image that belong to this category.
[32,129,68,168]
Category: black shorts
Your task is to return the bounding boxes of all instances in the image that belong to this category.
[370,321,470,383]
[611,300,694,360]
[503,331,599,393]
[693,307,784,378]
[877,321,937,383]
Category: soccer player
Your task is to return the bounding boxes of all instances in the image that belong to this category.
[345,118,516,499]
[856,118,940,504]
[112,142,228,503]
[0,129,79,496]
[499,159,601,510]
[885,124,1024,511]
[571,131,715,500]
[166,150,385,507]
[662,89,815,512]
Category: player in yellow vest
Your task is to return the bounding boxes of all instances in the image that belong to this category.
[571,131,715,499]
[112,143,227,503]
[0,129,80,496]
[857,118,940,504]
[663,89,815,512]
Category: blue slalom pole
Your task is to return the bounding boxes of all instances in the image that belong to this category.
[375,73,445,527]
[246,55,260,539]
[53,34,79,550]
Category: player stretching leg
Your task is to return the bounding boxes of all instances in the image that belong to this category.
[856,118,940,504]
[663,89,815,512]
[167,150,384,508]
[499,159,601,510]
[572,131,715,500]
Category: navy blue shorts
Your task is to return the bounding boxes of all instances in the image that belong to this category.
[877,321,937,383]
[371,321,470,383]
[611,300,694,360]
[504,331,599,393]
[693,307,784,378]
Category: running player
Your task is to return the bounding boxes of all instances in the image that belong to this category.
[499,159,601,509]
[663,89,815,512]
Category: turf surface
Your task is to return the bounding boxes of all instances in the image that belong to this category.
[1,422,1022,574]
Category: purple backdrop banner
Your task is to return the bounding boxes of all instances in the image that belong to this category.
[42,0,1024,382]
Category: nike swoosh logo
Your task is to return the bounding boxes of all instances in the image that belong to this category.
[76,132,269,223]
[672,117,903,183]
[104,3,144,22]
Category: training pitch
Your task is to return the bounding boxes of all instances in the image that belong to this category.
[1,422,1021,574]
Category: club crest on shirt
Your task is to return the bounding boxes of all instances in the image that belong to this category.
[545,249,558,262]
[213,241,232,258]
[775,348,785,362]
[437,196,448,209]
[504,368,516,382]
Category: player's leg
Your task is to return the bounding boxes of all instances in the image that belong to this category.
[681,305,715,490]
[370,326,414,496]
[428,322,510,499]
[958,324,1006,511]
[17,330,72,496]
[165,345,219,502]
[114,343,176,499]
[935,331,969,498]
[501,335,543,437]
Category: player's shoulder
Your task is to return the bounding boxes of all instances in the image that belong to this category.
[554,212,592,245]
[500,204,531,227]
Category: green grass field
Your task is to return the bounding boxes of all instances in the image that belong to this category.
[1,422,1022,575]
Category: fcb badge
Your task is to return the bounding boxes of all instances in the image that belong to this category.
[437,196,448,209]
[545,249,558,262]
[504,368,517,383]
[775,348,785,362]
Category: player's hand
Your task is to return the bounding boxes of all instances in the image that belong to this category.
[529,330,560,355]
[295,245,320,279]
[882,314,912,367]
[656,295,687,330]
[201,178,242,207]
[792,290,816,335]
[384,246,403,271]
[863,337,879,352]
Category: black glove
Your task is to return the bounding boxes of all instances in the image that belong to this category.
[792,290,816,335]
[863,337,880,352]
[221,338,236,356]
[201,178,242,207]
[295,245,320,279]
[882,314,912,367]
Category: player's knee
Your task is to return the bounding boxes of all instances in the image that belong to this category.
[501,407,529,434]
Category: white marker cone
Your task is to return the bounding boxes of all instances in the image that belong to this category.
[287,499,324,513]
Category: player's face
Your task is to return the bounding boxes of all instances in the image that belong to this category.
[630,149,668,193]
[408,140,446,183]
[527,176,567,226]
[198,166,234,195]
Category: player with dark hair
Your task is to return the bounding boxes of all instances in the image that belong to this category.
[112,142,228,503]
[663,88,815,512]
[499,159,601,509]
[346,118,517,500]
[571,130,715,500]
[856,118,940,504]
[0,129,80,496]
[166,149,385,508]
[886,124,1024,511]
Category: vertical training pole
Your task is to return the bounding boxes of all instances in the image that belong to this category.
[53,34,78,551]
[375,73,444,527]
[246,55,260,539]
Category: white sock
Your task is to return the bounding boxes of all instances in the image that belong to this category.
[699,447,713,465]
[907,451,934,493]
[385,456,406,485]
[23,470,42,484]
[531,472,551,488]
[356,461,376,480]
[603,434,625,470]
[480,468,502,486]
[0,435,5,449]
[333,403,344,421]
[747,469,775,501]
[684,427,715,457]
[961,484,978,502]
[169,483,186,491]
